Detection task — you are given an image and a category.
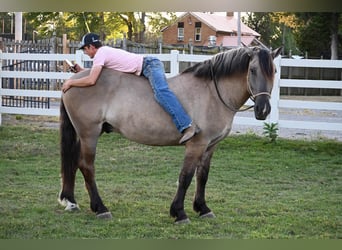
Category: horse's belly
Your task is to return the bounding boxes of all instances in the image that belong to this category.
[105,104,181,146]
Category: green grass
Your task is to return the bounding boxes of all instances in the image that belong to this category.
[0,123,341,239]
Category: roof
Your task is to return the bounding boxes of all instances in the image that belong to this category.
[163,12,260,37]
[205,35,257,47]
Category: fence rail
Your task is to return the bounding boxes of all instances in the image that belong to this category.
[1,50,342,132]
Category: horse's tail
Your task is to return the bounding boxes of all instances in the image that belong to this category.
[60,98,80,198]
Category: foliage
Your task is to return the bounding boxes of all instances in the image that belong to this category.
[242,12,341,58]
[24,12,67,38]
[293,13,341,59]
[242,12,300,55]
[0,12,14,34]
[3,12,339,58]
[263,122,279,142]
[19,12,177,43]
[147,12,178,41]
[0,120,341,239]
[242,12,280,48]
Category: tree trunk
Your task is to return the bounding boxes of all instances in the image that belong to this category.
[138,12,146,43]
[119,13,133,41]
[330,13,339,60]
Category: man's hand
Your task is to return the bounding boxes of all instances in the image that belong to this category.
[62,79,72,93]
[68,63,83,73]
[61,65,102,93]
[73,64,83,73]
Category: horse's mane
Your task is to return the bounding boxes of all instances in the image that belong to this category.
[182,47,273,80]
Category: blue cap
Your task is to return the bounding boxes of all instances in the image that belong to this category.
[79,33,100,49]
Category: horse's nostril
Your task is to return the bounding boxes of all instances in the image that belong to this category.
[254,100,271,120]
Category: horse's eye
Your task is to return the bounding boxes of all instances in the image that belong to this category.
[250,68,256,75]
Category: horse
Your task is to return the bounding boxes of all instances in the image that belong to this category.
[58,46,282,224]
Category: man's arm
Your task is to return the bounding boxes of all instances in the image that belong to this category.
[62,65,103,93]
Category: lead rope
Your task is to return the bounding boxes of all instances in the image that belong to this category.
[210,63,254,113]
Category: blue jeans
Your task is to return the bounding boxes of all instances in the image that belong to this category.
[141,57,192,132]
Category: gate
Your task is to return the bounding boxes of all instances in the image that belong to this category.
[1,39,53,109]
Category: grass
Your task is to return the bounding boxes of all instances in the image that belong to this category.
[0,120,341,239]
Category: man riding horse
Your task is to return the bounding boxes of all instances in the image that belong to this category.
[62,33,200,144]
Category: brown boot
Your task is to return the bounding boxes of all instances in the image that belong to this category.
[179,123,201,144]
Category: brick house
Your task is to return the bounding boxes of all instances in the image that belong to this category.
[162,12,264,49]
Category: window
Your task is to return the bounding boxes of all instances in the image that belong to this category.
[177,22,184,41]
[195,28,201,41]
[195,22,201,41]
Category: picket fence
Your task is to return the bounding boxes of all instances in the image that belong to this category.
[1,50,342,132]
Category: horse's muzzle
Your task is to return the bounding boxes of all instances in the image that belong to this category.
[254,95,271,120]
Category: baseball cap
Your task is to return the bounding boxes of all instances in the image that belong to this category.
[79,33,101,49]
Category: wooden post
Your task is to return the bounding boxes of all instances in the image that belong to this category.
[269,55,281,125]
[75,50,84,68]
[62,34,69,72]
[170,50,179,77]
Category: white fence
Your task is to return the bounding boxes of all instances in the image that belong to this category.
[1,50,342,132]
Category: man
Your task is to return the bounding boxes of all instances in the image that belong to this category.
[62,33,200,144]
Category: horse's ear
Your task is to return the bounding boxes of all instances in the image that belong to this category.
[242,43,253,57]
[272,47,283,59]
[241,42,248,48]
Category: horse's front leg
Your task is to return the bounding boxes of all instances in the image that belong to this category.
[78,137,112,219]
[193,145,217,219]
[170,144,207,224]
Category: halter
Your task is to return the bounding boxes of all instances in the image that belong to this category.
[210,61,271,113]
[246,70,271,102]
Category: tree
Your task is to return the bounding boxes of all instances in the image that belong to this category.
[273,12,301,56]
[330,12,340,60]
[102,12,177,43]
[242,12,341,59]
[294,13,341,59]
[242,12,300,55]
[147,12,177,41]
[109,12,144,42]
[0,12,14,34]
[242,12,280,48]
[65,12,107,40]
[18,12,177,44]
[24,12,65,38]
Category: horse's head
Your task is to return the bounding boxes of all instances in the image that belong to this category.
[246,47,282,120]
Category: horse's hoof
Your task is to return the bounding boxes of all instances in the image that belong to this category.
[58,197,80,211]
[174,218,191,225]
[200,211,216,219]
[65,202,80,211]
[96,211,112,219]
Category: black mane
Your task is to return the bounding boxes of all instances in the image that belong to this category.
[182,47,273,80]
[258,48,275,78]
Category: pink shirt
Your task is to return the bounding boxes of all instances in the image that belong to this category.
[93,46,144,76]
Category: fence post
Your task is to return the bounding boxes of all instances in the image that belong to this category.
[0,49,2,125]
[269,55,281,125]
[75,50,84,68]
[170,50,179,77]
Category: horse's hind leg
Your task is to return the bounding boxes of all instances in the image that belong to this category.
[193,145,217,219]
[78,135,112,219]
[58,161,79,211]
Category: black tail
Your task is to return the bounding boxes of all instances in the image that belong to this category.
[60,98,80,201]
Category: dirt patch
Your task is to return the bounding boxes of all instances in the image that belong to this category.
[1,114,59,129]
